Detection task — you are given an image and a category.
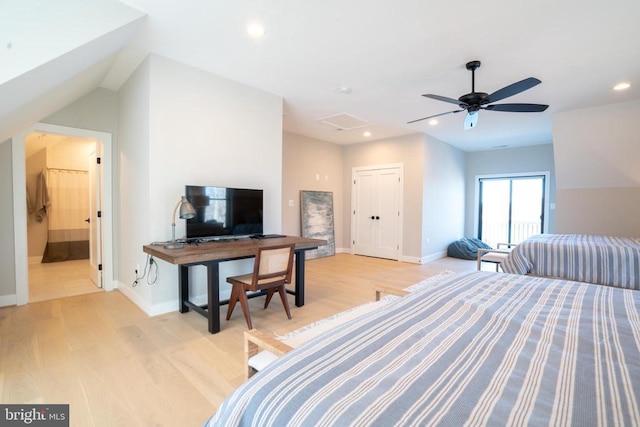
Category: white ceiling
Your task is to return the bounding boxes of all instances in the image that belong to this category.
[3,0,640,152]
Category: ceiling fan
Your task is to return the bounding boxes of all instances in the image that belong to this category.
[408,60,549,129]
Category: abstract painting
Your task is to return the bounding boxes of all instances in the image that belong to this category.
[300,190,335,259]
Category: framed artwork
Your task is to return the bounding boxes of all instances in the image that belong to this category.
[300,190,335,259]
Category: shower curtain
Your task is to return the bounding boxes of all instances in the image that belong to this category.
[41,169,90,263]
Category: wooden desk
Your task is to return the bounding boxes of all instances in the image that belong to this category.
[143,236,326,333]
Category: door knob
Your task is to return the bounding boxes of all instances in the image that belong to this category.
[370,216,375,220]
[85,218,91,223]
[375,216,380,220]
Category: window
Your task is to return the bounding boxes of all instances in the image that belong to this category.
[476,173,548,248]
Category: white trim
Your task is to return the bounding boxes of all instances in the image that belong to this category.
[0,293,17,308]
[399,255,421,264]
[116,284,172,316]
[352,163,404,173]
[417,250,447,264]
[12,135,28,305]
[12,123,115,305]
[473,171,551,239]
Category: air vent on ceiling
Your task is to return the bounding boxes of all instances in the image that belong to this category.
[316,113,370,131]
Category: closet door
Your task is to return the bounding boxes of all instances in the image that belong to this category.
[352,166,401,260]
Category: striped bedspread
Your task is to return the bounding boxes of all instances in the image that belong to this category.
[207,272,640,426]
[501,234,640,290]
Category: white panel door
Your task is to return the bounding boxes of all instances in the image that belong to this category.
[353,170,377,257]
[88,143,103,287]
[352,166,401,260]
[375,168,401,259]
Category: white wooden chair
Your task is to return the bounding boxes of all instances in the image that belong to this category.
[477,243,517,271]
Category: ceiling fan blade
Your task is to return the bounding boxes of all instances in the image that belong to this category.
[464,112,479,130]
[484,103,549,112]
[422,94,467,107]
[484,77,541,104]
[407,109,463,124]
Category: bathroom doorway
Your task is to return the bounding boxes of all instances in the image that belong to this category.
[24,130,104,302]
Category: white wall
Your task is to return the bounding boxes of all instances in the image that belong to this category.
[423,136,466,260]
[552,99,640,236]
[117,56,153,307]
[118,54,284,314]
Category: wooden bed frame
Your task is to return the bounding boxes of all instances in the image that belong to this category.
[243,285,410,379]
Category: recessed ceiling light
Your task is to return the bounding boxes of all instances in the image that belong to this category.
[614,82,631,91]
[428,119,438,126]
[363,131,371,137]
[247,23,266,38]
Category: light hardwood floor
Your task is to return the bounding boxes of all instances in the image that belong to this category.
[29,259,102,303]
[1,254,480,426]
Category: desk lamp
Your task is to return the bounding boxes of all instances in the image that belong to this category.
[165,196,196,249]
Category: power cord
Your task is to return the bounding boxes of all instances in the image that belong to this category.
[132,254,159,286]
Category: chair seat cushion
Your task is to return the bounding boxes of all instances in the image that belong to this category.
[228,273,287,288]
[481,252,509,263]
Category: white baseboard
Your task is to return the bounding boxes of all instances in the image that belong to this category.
[116,282,176,316]
[0,294,17,307]
[419,251,447,264]
[398,255,422,264]
[116,281,216,317]
[337,248,446,265]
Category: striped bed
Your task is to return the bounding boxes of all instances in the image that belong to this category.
[501,234,640,290]
[207,271,640,426]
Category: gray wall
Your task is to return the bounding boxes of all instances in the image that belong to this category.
[342,133,465,261]
[0,139,15,302]
[282,132,344,249]
[342,134,425,260]
[464,144,556,238]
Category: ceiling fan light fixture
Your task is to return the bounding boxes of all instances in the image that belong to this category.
[464,112,478,130]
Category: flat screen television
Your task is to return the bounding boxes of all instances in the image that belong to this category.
[185,185,263,239]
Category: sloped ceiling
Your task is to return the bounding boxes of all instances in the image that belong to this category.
[1,0,639,151]
[0,0,145,142]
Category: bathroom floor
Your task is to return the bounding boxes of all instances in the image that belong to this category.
[28,259,102,303]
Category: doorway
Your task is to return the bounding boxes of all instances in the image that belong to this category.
[476,172,549,248]
[12,123,114,306]
[24,132,102,302]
